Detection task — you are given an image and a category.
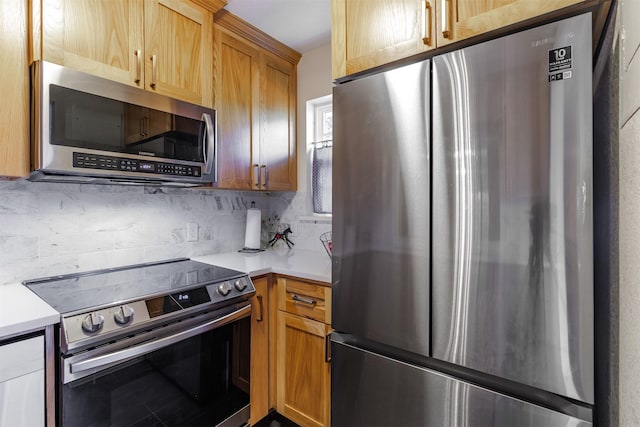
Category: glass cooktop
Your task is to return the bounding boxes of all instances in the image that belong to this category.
[23,258,247,314]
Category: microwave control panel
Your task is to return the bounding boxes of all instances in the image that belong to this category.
[73,152,201,177]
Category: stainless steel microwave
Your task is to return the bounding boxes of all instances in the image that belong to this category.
[30,61,217,186]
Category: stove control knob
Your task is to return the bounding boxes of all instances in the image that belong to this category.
[234,279,247,292]
[217,282,232,296]
[81,312,104,333]
[114,305,135,325]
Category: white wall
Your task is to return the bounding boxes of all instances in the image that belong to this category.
[618,0,640,424]
[274,43,333,254]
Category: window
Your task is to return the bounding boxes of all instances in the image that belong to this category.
[310,98,332,214]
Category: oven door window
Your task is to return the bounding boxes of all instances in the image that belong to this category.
[49,85,205,162]
[61,318,250,427]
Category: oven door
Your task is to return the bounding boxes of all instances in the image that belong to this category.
[60,304,251,427]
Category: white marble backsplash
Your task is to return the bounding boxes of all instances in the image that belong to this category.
[0,180,269,285]
[0,179,331,285]
[268,191,332,254]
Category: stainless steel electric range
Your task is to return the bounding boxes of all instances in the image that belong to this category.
[24,258,255,427]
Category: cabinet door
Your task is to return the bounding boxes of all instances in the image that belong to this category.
[250,276,270,425]
[438,0,584,45]
[0,0,30,178]
[213,27,260,189]
[277,311,331,427]
[144,0,214,107]
[260,53,297,191]
[40,0,144,87]
[332,0,436,79]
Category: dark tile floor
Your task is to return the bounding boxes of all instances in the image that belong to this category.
[253,412,300,427]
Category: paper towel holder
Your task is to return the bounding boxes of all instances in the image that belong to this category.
[239,201,265,253]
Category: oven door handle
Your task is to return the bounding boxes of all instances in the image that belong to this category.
[69,304,251,375]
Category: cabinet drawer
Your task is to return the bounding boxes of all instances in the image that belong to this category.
[277,277,331,324]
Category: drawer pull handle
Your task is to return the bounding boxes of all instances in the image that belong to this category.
[150,54,157,88]
[134,49,141,83]
[423,1,432,46]
[256,294,264,322]
[253,164,260,188]
[292,294,316,306]
[442,0,451,39]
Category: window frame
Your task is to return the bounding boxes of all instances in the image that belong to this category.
[306,95,333,216]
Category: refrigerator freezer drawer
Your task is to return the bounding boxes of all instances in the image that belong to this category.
[331,339,591,427]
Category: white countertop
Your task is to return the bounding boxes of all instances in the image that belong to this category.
[194,248,332,284]
[0,249,330,340]
[0,284,59,340]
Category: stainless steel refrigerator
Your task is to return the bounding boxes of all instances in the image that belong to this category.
[331,13,593,426]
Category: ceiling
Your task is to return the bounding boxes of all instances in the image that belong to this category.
[224,0,331,54]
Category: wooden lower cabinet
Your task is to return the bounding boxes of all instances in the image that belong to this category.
[276,312,331,427]
[275,276,332,427]
[250,276,270,425]
[248,274,332,427]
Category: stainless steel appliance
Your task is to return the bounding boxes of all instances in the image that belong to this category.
[332,13,593,426]
[31,61,217,186]
[24,258,254,427]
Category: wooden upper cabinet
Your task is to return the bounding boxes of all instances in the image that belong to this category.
[213,27,260,189]
[332,0,594,79]
[144,0,213,106]
[260,52,297,191]
[0,0,30,178]
[36,0,215,107]
[38,0,144,87]
[332,0,436,79]
[213,10,300,191]
[438,0,585,46]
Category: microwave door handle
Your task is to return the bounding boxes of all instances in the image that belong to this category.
[69,304,251,376]
[213,111,218,183]
[202,113,216,180]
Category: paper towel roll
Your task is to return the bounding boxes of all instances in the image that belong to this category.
[244,208,261,249]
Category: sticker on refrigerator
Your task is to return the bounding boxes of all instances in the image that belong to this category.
[549,70,573,82]
[548,46,572,82]
[548,46,572,72]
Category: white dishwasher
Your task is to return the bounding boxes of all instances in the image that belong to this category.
[0,335,44,427]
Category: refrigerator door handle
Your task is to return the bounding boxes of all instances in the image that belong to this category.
[325,332,332,362]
